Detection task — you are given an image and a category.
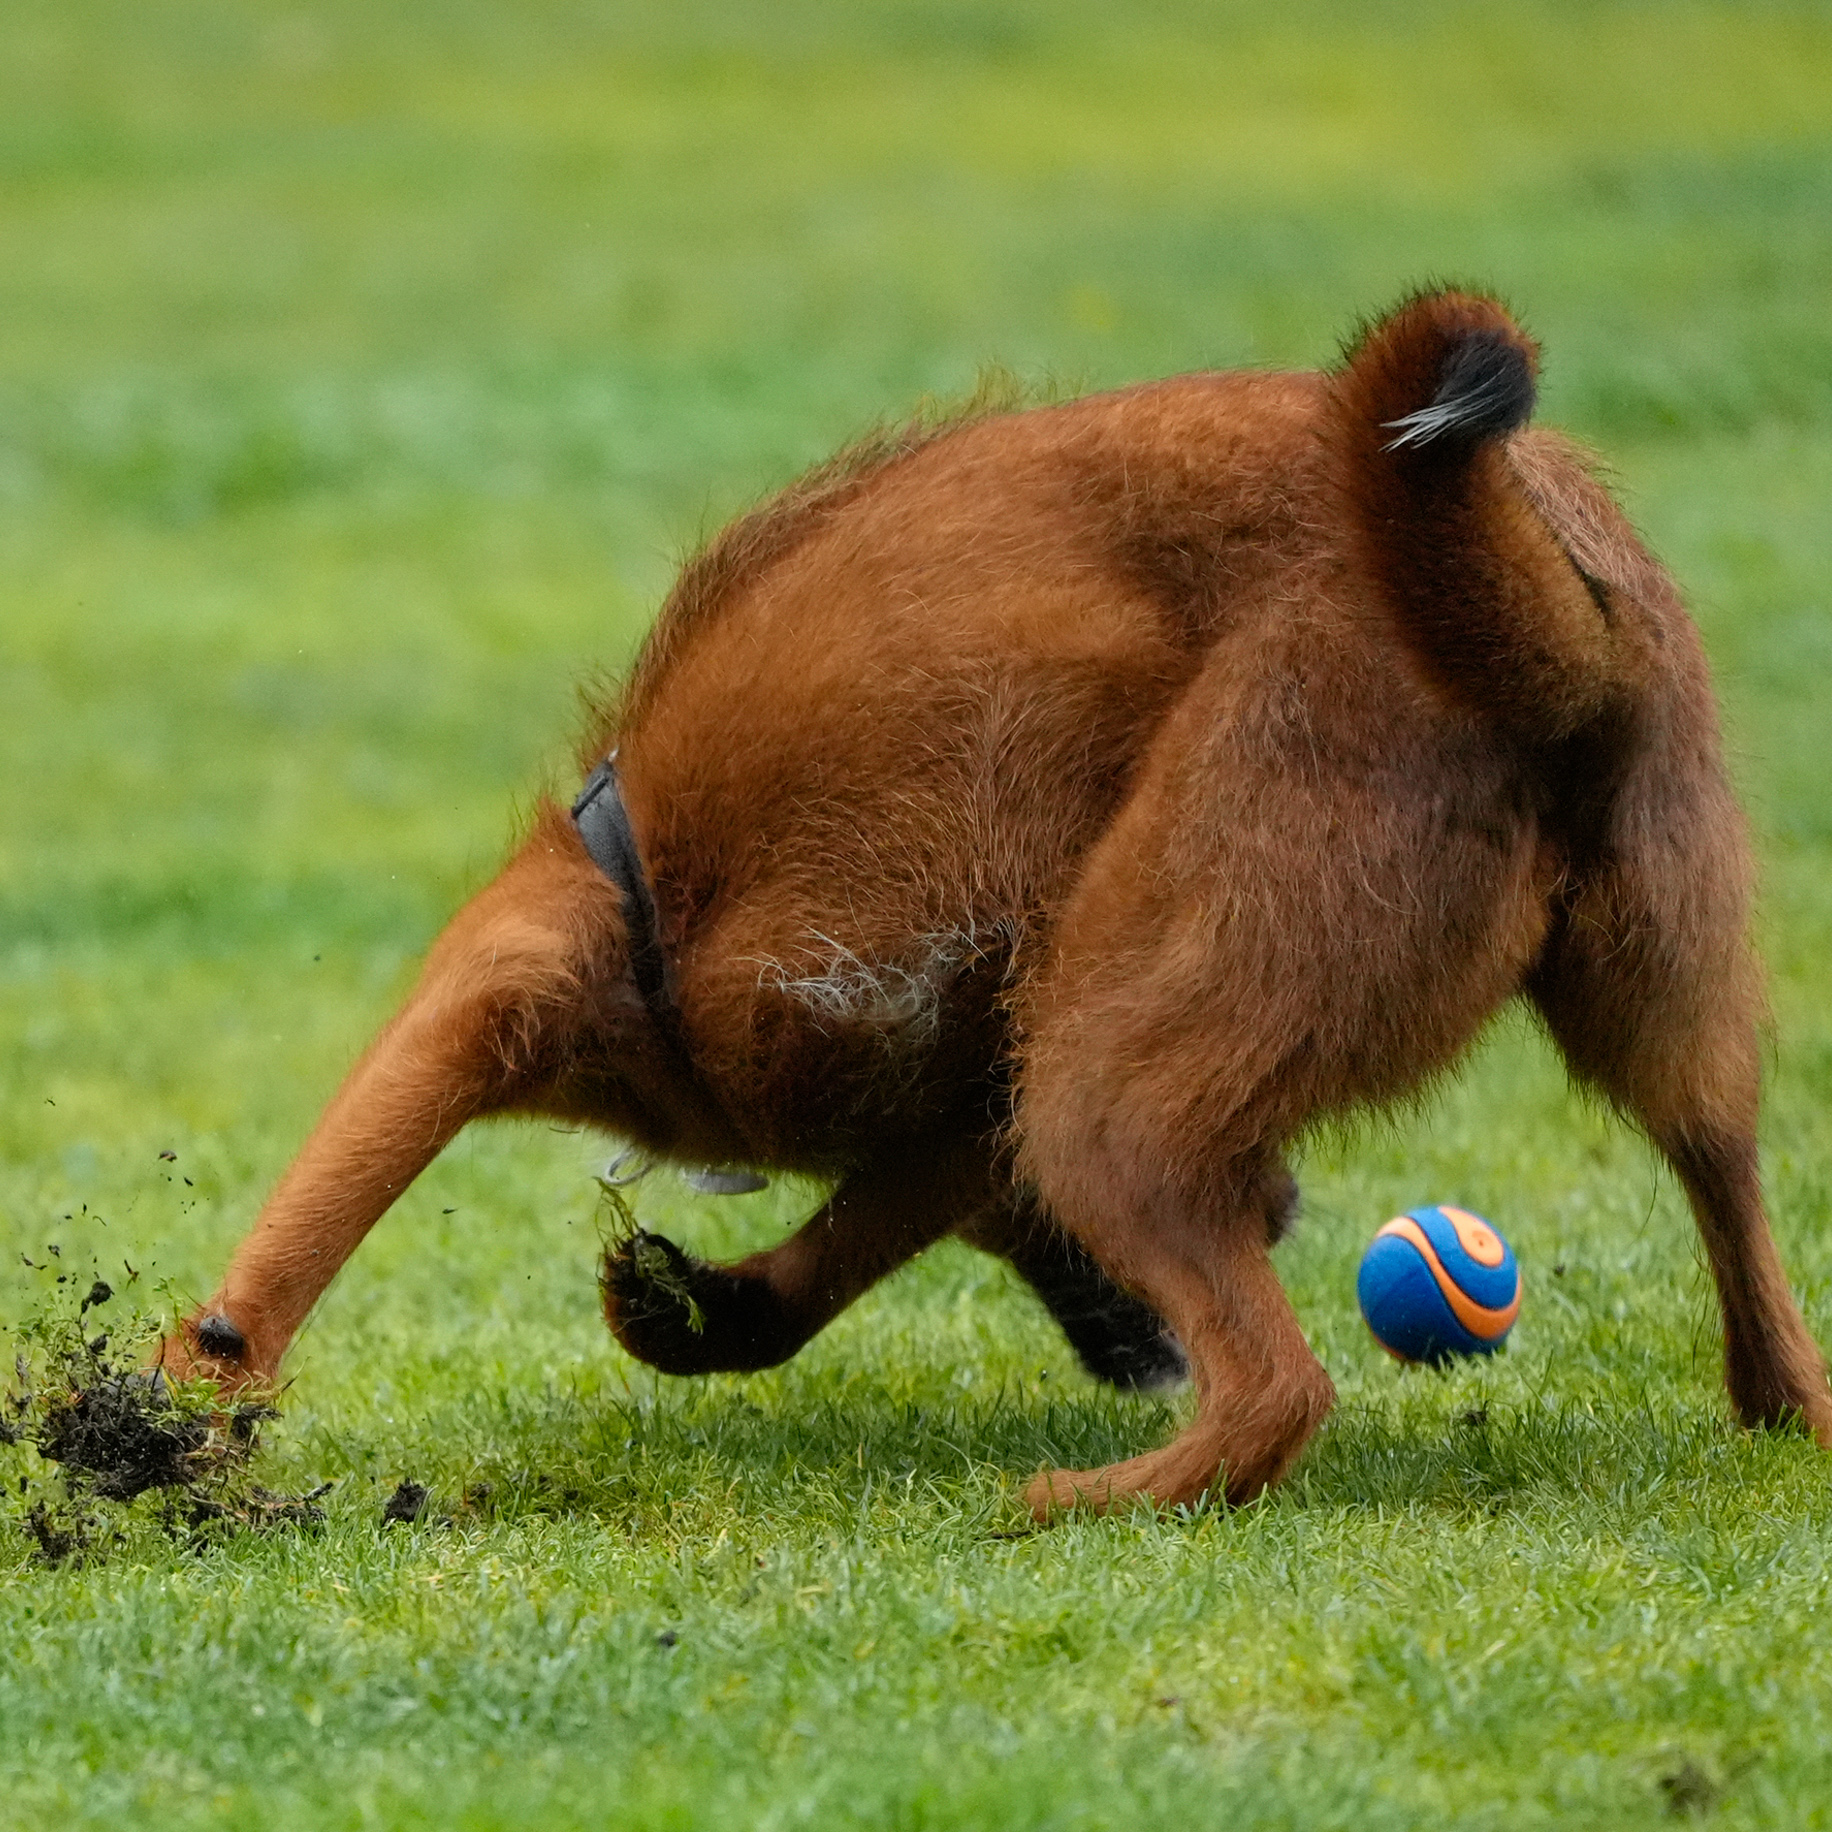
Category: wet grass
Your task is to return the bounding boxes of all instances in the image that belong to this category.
[4,2,1832,1826]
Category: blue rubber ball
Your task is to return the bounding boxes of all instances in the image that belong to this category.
[1357,1205,1520,1365]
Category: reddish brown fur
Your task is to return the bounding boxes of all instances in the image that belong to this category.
[161,291,1832,1518]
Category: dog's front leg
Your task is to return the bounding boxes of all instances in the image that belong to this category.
[602,1130,999,1376]
[161,831,607,1387]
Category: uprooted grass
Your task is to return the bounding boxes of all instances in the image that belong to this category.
[0,1257,328,1565]
[593,1178,708,1336]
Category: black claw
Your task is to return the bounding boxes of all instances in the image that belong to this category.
[196,1314,246,1361]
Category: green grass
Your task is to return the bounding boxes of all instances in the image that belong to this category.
[5,1,1832,1825]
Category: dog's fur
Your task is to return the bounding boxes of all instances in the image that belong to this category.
[162,291,1832,1516]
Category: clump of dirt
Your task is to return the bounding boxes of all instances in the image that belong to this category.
[381,1479,431,1526]
[3,1251,328,1565]
[1659,1758,1721,1818]
[23,1499,84,1565]
[35,1368,212,1501]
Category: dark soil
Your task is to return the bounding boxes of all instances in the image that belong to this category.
[382,1479,431,1526]
[1659,1759,1722,1818]
[23,1499,86,1565]
[36,1370,211,1501]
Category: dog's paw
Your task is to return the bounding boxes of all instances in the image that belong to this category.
[1024,1443,1221,1522]
[1044,1284,1190,1393]
[600,1231,800,1375]
[1077,1328,1189,1394]
[1024,1462,1158,1522]
[154,1313,269,1395]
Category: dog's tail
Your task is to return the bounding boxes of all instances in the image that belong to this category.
[1331,289,1623,743]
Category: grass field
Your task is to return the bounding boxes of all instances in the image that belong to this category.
[5,2,1832,1825]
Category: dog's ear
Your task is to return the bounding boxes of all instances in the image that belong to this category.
[1331,289,1623,744]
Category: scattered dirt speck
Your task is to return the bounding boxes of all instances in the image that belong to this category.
[1659,1758,1720,1817]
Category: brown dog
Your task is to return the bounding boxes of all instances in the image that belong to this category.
[162,290,1832,1517]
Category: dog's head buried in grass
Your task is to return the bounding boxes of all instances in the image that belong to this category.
[159,289,1832,1519]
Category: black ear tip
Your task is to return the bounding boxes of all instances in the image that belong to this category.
[1440,328,1536,428]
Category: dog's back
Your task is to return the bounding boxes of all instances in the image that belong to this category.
[603,301,1693,1170]
[607,368,1338,1161]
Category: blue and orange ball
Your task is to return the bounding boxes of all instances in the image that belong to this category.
[1357,1205,1520,1365]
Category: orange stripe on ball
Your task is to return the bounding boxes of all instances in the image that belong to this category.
[1374,1215,1520,1339]
[1441,1205,1506,1267]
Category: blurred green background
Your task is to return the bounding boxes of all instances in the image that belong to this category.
[4,3,1832,1828]
[6,0,1831,1268]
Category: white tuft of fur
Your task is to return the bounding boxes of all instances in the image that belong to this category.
[752,926,994,1056]
[1380,398,1478,450]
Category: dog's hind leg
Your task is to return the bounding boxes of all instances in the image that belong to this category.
[1016,1146,1332,1517]
[1006,576,1562,1516]
[602,1129,999,1375]
[1532,863,1832,1445]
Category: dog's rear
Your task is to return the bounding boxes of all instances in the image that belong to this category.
[1018,291,1830,1512]
[1345,298,1822,1444]
[162,290,1831,1520]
